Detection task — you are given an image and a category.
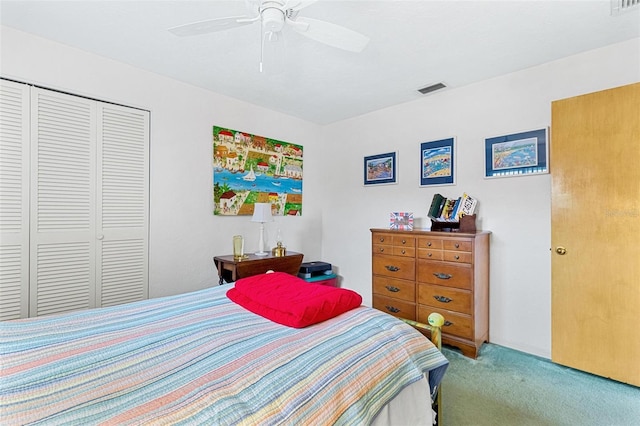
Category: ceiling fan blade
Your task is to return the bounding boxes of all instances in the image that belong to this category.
[168,15,257,37]
[289,17,369,52]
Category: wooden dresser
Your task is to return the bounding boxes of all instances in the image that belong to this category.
[371,228,491,358]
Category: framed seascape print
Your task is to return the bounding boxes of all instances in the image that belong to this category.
[484,128,548,178]
[364,152,397,185]
[420,137,455,186]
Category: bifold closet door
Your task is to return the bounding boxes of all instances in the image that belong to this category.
[30,88,98,316]
[97,103,149,307]
[1,83,148,319]
[29,88,149,317]
[0,80,30,320]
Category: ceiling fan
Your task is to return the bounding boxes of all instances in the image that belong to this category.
[168,0,370,71]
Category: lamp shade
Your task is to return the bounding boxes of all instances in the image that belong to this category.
[251,203,273,223]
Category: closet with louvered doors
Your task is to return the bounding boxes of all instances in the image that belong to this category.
[0,79,149,320]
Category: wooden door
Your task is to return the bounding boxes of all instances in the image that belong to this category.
[551,82,640,386]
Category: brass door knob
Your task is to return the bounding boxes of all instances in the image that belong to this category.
[555,246,567,255]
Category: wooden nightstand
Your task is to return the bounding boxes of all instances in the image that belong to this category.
[213,252,304,285]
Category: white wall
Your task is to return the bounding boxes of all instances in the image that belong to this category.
[0,26,324,298]
[320,38,640,358]
[3,24,638,359]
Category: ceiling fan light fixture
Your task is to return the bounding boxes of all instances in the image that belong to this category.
[261,2,286,32]
[418,82,447,95]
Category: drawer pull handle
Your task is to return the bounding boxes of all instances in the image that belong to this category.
[379,237,385,242]
[455,243,460,248]
[385,265,400,272]
[401,249,406,254]
[385,306,400,313]
[428,253,432,257]
[385,286,400,293]
[401,239,407,244]
[427,242,432,247]
[433,272,452,280]
[434,295,452,303]
[454,255,460,260]
[379,248,385,253]
[443,320,453,327]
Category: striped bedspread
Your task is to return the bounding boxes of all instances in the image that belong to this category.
[0,285,448,425]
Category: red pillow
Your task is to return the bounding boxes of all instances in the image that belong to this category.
[226,272,362,328]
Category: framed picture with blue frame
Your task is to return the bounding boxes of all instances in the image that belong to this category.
[364,151,397,186]
[485,128,548,178]
[420,137,455,186]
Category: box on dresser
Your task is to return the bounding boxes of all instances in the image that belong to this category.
[371,228,491,358]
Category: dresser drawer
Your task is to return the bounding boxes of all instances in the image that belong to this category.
[393,246,415,257]
[392,235,415,248]
[418,248,444,261]
[374,295,416,321]
[418,237,443,250]
[373,276,415,302]
[443,239,472,252]
[373,254,415,281]
[372,244,392,255]
[372,233,393,245]
[443,251,472,264]
[417,306,472,340]
[418,283,472,314]
[417,260,472,289]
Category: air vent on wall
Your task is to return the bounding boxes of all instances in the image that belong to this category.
[611,0,639,15]
[418,82,446,95]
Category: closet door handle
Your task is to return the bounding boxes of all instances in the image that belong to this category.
[97,234,104,241]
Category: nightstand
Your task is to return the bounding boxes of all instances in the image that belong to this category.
[213,252,304,285]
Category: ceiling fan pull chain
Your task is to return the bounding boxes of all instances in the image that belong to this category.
[259,24,265,73]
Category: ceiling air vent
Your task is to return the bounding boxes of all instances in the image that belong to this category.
[418,82,446,95]
[611,0,640,15]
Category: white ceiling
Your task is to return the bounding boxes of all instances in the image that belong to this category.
[1,0,638,124]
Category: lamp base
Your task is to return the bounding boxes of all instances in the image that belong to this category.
[254,251,269,256]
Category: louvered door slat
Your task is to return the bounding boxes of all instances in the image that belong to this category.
[0,80,30,320]
[30,88,96,317]
[97,104,149,306]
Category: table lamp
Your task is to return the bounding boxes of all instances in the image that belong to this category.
[251,203,273,256]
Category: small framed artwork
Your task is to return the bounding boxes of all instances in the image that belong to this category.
[485,128,548,178]
[364,152,397,186]
[420,137,455,186]
[390,212,414,230]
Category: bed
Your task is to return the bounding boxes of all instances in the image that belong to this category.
[0,273,448,425]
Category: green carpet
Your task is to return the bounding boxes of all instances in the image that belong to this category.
[440,343,640,426]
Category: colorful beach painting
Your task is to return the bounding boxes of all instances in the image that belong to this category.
[422,146,452,178]
[212,126,303,216]
[420,137,455,186]
[492,137,538,170]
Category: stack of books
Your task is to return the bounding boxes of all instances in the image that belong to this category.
[428,193,477,223]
